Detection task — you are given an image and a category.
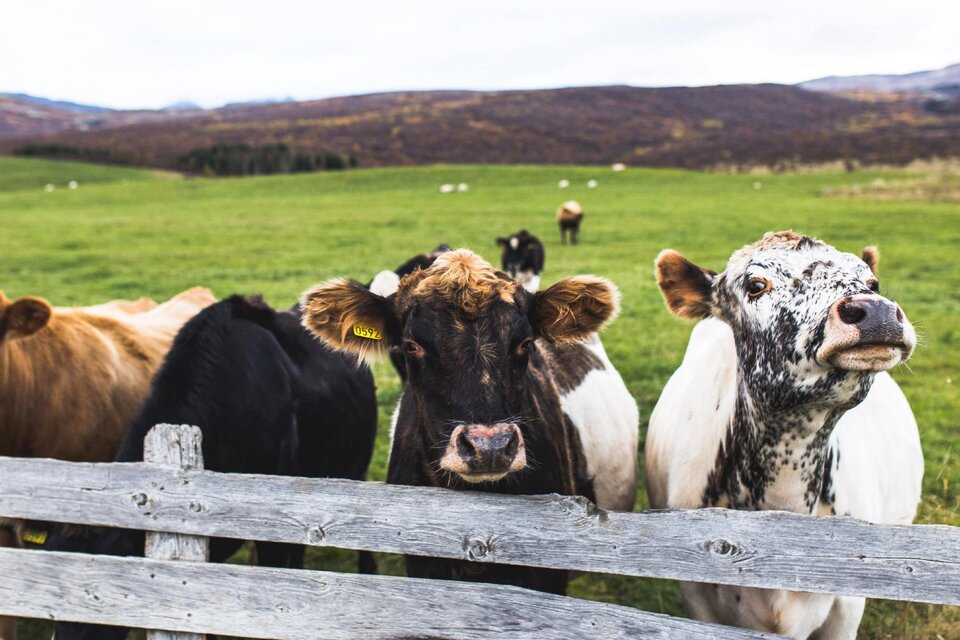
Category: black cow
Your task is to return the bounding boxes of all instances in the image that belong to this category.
[496,229,545,292]
[302,250,638,595]
[49,295,378,640]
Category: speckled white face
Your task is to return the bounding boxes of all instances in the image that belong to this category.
[715,238,914,391]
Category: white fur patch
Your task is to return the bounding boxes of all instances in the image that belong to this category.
[518,271,540,293]
[559,335,638,511]
[369,270,401,297]
[509,237,519,249]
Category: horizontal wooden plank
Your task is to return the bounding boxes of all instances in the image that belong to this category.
[0,548,779,639]
[0,456,957,605]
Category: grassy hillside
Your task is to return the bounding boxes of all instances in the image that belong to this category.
[2,157,957,639]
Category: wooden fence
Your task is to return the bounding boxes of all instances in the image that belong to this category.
[0,424,957,639]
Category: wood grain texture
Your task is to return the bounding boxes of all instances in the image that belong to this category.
[0,548,781,639]
[143,425,207,640]
[0,455,956,605]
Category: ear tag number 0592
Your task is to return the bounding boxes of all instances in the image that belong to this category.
[353,324,382,340]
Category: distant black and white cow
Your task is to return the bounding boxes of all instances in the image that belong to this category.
[368,243,451,297]
[646,231,922,639]
[496,229,545,292]
[302,249,638,594]
[556,200,584,245]
[49,295,378,640]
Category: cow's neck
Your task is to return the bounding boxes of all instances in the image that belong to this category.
[706,368,872,514]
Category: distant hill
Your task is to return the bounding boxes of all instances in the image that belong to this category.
[162,100,203,111]
[0,93,112,113]
[2,83,960,170]
[799,63,960,95]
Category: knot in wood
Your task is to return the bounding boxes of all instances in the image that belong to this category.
[189,501,203,513]
[307,525,326,544]
[463,536,492,561]
[131,492,149,508]
[704,539,738,557]
[553,494,609,523]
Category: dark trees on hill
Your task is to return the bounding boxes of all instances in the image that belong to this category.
[177,143,348,176]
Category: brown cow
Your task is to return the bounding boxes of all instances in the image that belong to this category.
[556,200,584,245]
[0,286,214,640]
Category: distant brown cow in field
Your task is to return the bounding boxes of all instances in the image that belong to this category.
[556,200,584,245]
[0,286,214,640]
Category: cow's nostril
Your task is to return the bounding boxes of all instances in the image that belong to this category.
[896,306,903,323]
[456,433,476,460]
[504,429,520,459]
[838,300,867,325]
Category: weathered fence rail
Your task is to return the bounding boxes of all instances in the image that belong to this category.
[0,549,778,639]
[0,423,957,638]
[1,454,957,604]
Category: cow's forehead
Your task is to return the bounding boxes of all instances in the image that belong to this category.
[724,233,866,280]
[396,249,519,317]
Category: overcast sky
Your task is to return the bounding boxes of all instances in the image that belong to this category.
[2,0,957,110]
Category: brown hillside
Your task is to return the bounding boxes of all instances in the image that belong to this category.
[3,85,959,170]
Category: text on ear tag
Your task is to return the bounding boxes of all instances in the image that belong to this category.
[22,529,48,545]
[353,324,382,340]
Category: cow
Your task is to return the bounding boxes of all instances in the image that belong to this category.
[0,286,214,640]
[48,295,378,640]
[646,231,922,639]
[496,230,545,293]
[556,200,584,245]
[301,249,639,595]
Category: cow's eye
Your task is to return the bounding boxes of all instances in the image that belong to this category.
[746,277,771,298]
[403,340,424,357]
[516,338,533,356]
[867,279,880,293]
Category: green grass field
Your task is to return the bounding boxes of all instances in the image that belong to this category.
[2,157,957,639]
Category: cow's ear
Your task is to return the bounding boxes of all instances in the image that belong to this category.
[301,279,398,362]
[4,297,52,339]
[532,276,619,343]
[495,237,508,248]
[655,250,715,320]
[861,246,879,276]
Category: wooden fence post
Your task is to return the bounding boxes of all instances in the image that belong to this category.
[144,424,208,640]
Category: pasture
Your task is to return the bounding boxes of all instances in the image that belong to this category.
[1,157,957,639]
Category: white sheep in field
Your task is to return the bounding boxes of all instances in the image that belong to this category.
[68,180,78,189]
[611,163,626,172]
[44,184,55,193]
[438,184,455,194]
[457,183,469,192]
[558,179,570,189]
[587,179,598,189]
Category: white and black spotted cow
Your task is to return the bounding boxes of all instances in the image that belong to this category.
[646,231,922,639]
[496,229,545,292]
[302,249,638,594]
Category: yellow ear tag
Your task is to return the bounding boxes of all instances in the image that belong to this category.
[352,323,383,340]
[22,529,47,545]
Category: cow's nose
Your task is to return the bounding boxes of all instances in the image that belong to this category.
[442,423,526,481]
[836,297,904,344]
[459,424,521,462]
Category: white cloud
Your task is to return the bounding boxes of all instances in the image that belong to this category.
[0,0,956,109]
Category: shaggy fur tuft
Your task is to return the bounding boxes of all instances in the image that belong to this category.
[534,276,620,343]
